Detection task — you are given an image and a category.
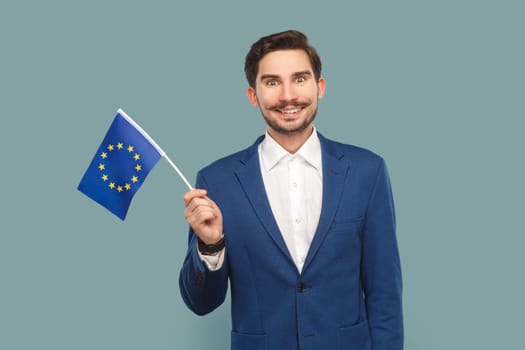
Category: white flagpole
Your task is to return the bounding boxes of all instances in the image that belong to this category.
[118,108,194,191]
[163,154,194,190]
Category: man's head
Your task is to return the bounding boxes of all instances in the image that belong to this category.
[245,30,326,142]
[244,30,322,88]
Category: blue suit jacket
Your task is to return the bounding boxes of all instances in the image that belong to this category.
[179,133,403,350]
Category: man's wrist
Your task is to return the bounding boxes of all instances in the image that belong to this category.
[197,234,225,255]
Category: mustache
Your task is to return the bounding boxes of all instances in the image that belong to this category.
[270,101,309,110]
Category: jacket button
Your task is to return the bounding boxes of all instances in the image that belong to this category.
[297,283,310,293]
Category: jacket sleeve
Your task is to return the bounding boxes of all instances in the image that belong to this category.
[178,171,229,316]
[361,159,404,349]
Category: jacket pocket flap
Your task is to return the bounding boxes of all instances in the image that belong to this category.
[231,331,267,350]
[338,320,371,349]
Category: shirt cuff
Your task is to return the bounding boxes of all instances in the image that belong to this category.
[197,243,225,271]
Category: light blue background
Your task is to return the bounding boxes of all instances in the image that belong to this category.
[1,1,523,349]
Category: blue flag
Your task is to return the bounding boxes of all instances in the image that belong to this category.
[78,109,164,220]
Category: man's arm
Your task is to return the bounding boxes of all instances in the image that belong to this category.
[361,159,404,350]
[178,175,229,315]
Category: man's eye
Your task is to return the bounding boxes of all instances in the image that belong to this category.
[296,76,306,83]
[266,80,279,86]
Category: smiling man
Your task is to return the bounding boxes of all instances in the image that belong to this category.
[179,30,404,350]
[246,49,325,152]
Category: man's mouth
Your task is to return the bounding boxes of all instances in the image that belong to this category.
[278,108,302,115]
[272,103,308,116]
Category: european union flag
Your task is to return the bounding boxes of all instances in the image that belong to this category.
[78,109,163,220]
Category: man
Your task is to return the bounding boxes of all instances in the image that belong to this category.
[179,30,403,350]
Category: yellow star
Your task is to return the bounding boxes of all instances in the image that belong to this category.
[124,183,131,190]
[109,182,116,189]
[131,176,138,183]
[135,164,142,172]
[101,152,108,159]
[134,153,140,161]
[98,163,105,171]
[101,174,108,181]
[107,144,114,151]
[117,142,124,150]
[117,185,123,192]
[127,145,134,152]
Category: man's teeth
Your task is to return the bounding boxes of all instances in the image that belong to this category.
[280,108,301,114]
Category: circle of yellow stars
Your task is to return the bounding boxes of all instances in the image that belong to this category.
[97,142,143,193]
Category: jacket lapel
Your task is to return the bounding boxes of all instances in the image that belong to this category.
[234,137,295,265]
[303,134,350,272]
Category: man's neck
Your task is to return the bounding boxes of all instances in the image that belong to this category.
[267,125,314,154]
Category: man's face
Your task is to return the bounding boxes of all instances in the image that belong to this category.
[247,49,325,138]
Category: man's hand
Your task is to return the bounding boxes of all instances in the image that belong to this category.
[183,189,223,244]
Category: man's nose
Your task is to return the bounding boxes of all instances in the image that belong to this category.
[279,82,297,101]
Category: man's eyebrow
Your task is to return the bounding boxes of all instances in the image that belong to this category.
[292,70,312,77]
[259,71,313,81]
[259,74,280,81]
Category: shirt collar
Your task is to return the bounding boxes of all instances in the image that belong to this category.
[259,126,322,172]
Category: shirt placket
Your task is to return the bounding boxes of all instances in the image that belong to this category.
[288,156,308,271]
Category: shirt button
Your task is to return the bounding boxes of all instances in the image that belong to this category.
[295,217,302,224]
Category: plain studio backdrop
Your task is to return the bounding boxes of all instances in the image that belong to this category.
[1,1,523,349]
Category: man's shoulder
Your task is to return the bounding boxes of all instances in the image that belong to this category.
[198,136,262,174]
[319,134,385,164]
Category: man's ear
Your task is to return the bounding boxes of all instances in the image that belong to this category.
[317,77,326,100]
[246,87,259,107]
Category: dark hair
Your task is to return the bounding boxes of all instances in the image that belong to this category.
[244,30,322,88]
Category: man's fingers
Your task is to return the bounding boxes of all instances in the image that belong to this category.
[185,198,219,220]
[185,197,215,216]
[183,189,207,206]
[185,200,214,216]
[185,208,214,224]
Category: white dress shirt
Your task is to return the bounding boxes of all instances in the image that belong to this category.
[199,128,323,273]
[258,128,323,272]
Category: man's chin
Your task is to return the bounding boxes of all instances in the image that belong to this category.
[266,121,313,136]
[264,115,316,135]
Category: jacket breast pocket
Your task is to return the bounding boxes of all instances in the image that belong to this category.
[231,331,267,350]
[328,217,364,252]
[331,216,364,234]
[337,320,371,350]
